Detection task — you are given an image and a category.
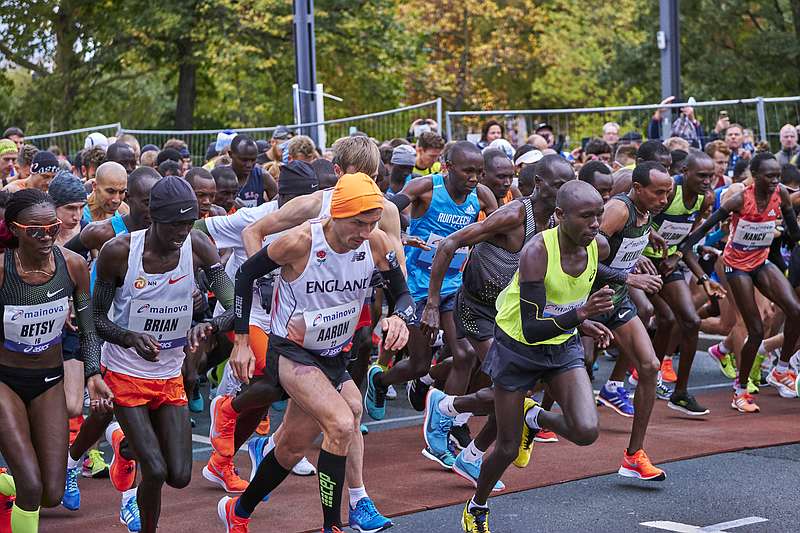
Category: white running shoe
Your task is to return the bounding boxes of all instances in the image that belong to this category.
[386,384,397,400]
[292,457,316,476]
[790,351,800,374]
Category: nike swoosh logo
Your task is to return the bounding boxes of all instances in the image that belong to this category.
[47,288,64,298]
[77,305,89,312]
[618,309,631,319]
[44,376,60,383]
[168,274,188,284]
[180,207,192,214]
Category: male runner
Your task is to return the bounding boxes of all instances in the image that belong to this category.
[211,166,241,214]
[82,162,130,223]
[2,150,59,193]
[186,168,227,218]
[578,160,614,202]
[230,135,277,207]
[219,173,413,533]
[460,181,615,532]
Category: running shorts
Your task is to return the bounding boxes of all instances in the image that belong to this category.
[356,302,372,330]
[0,363,64,404]
[102,366,187,409]
[248,324,268,378]
[650,257,689,285]
[410,292,457,327]
[482,329,585,392]
[454,288,495,341]
[264,334,352,400]
[61,329,82,362]
[591,296,638,330]
[723,261,772,282]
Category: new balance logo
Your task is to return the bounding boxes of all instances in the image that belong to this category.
[351,251,366,262]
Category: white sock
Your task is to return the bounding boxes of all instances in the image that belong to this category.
[454,412,472,426]
[461,440,484,463]
[67,451,82,470]
[718,340,730,354]
[525,405,543,430]
[437,395,459,417]
[776,360,789,371]
[468,496,488,511]
[605,380,623,393]
[121,487,137,506]
[419,374,434,386]
[348,486,368,508]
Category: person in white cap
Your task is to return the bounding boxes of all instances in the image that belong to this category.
[84,132,110,152]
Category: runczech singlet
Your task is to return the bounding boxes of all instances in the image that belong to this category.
[598,194,651,304]
[271,219,374,357]
[723,184,781,272]
[0,247,72,354]
[89,214,129,292]
[405,173,480,301]
[644,176,704,258]
[495,227,598,346]
[237,166,266,208]
[462,197,552,305]
[101,229,195,379]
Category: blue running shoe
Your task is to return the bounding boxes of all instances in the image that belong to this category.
[349,496,393,533]
[120,496,141,532]
[360,423,369,435]
[272,399,287,412]
[61,465,80,511]
[246,436,271,502]
[452,452,504,492]
[422,388,455,469]
[597,384,635,417]
[188,384,203,413]
[364,365,387,420]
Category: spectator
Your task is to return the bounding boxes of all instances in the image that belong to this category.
[670,99,706,149]
[2,127,24,150]
[602,122,620,145]
[742,128,756,153]
[777,124,799,167]
[84,131,109,151]
[408,118,439,142]
[583,138,612,165]
[724,123,751,173]
[707,110,731,142]
[413,131,444,176]
[619,131,643,148]
[47,145,66,162]
[613,144,637,171]
[533,122,556,149]
[16,144,39,181]
[704,140,732,188]
[664,136,690,152]
[287,135,317,163]
[646,95,675,140]
[477,120,504,150]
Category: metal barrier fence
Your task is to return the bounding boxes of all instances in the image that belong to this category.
[26,123,121,156]
[446,97,800,152]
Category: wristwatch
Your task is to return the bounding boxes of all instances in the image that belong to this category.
[696,274,710,285]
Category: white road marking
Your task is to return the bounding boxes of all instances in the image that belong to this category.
[641,516,768,532]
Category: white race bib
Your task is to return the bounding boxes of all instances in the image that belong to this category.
[301,299,361,357]
[129,299,192,349]
[658,219,693,246]
[3,297,69,354]
[416,232,469,270]
[731,220,775,249]
[609,233,650,271]
[543,298,587,317]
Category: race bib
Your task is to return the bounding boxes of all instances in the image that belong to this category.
[416,232,469,271]
[657,219,693,246]
[731,220,775,249]
[129,299,192,349]
[3,297,69,353]
[543,298,587,317]
[609,233,650,271]
[302,299,361,357]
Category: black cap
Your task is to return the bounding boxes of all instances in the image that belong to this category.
[205,142,218,162]
[141,144,159,154]
[256,140,269,153]
[534,122,553,132]
[30,151,60,174]
[156,148,182,166]
[278,160,319,196]
[272,125,293,141]
[621,131,643,142]
[149,175,199,222]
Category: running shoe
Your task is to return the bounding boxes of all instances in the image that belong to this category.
[322,528,344,533]
[449,424,472,452]
[618,449,666,481]
[255,416,270,436]
[628,367,638,387]
[203,452,249,493]
[656,376,673,401]
[106,423,137,492]
[218,496,250,533]
[245,437,270,502]
[667,391,709,416]
[461,501,491,533]
[385,384,397,400]
[750,353,766,386]
[730,391,760,413]
[708,344,737,379]
[597,384,635,417]
[61,465,81,511]
[514,398,538,468]
[360,424,369,435]
[660,356,677,383]
[348,496,393,533]
[0,468,14,533]
[82,448,109,478]
[747,378,760,395]
[292,457,317,477]
[188,384,204,413]
[120,495,142,532]
[210,395,238,457]
[452,452,505,492]
[407,378,430,412]
[790,351,800,373]
[766,367,798,398]
[364,365,387,420]
[534,430,558,443]
[422,389,455,469]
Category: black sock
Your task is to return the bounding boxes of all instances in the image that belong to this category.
[317,449,347,528]
[236,449,291,517]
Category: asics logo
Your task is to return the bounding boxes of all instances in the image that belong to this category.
[47,288,64,298]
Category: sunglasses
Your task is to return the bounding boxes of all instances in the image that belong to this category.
[12,219,62,240]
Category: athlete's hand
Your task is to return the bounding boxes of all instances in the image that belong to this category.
[192,288,205,314]
[702,279,727,299]
[187,322,215,351]
[648,231,667,258]
[627,273,663,294]
[381,315,409,351]
[402,235,431,250]
[579,320,614,349]
[419,301,440,342]
[126,333,160,362]
[230,336,256,384]
[578,286,615,320]
[658,254,680,277]
[634,256,658,276]
[87,375,114,413]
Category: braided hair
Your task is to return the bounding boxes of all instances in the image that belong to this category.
[1,189,55,248]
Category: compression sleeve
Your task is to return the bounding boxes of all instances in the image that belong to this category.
[680,207,730,252]
[519,280,582,344]
[389,193,412,212]
[234,244,281,334]
[704,227,727,248]
[74,291,103,378]
[206,308,234,334]
[379,251,415,323]
[781,204,800,242]
[92,278,135,347]
[204,263,234,309]
[596,263,629,285]
[65,232,91,257]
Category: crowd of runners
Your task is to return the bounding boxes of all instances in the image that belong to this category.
[0,111,797,533]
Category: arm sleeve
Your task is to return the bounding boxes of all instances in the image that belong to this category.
[519,281,581,344]
[704,227,726,248]
[781,204,800,242]
[207,308,234,334]
[203,263,234,310]
[647,118,661,140]
[679,207,730,252]
[388,193,412,212]
[596,263,629,285]
[92,278,134,347]
[378,251,415,323]
[74,291,103,378]
[234,244,281,334]
[65,232,91,258]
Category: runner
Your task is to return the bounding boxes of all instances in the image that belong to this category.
[92,176,235,532]
[186,167,227,218]
[82,161,130,223]
[218,172,413,533]
[0,189,112,533]
[578,160,614,202]
[365,141,498,433]
[230,135,278,207]
[2,151,60,193]
[680,151,800,411]
[211,166,241,214]
[594,161,670,481]
[459,181,615,532]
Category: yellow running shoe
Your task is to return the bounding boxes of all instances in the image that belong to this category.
[461,501,491,533]
[514,398,538,468]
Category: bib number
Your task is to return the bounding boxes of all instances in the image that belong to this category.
[129,299,192,349]
[3,297,69,353]
[301,300,361,357]
[609,233,650,271]
[416,232,468,271]
[657,220,693,246]
[731,220,775,249]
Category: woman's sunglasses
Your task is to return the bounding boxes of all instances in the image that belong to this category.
[12,219,62,240]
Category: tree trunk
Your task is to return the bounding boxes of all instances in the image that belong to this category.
[175,56,197,130]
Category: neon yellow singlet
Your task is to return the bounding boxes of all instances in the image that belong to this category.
[495,227,598,346]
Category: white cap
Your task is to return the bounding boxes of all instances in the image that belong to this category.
[514,149,544,166]
[486,138,514,160]
[84,132,109,151]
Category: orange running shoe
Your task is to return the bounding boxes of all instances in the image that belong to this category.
[618,449,666,481]
[255,415,270,436]
[660,357,677,383]
[534,430,558,443]
[105,422,137,492]
[730,391,760,413]
[210,395,238,457]
[217,496,250,532]
[766,367,798,398]
[204,452,249,493]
